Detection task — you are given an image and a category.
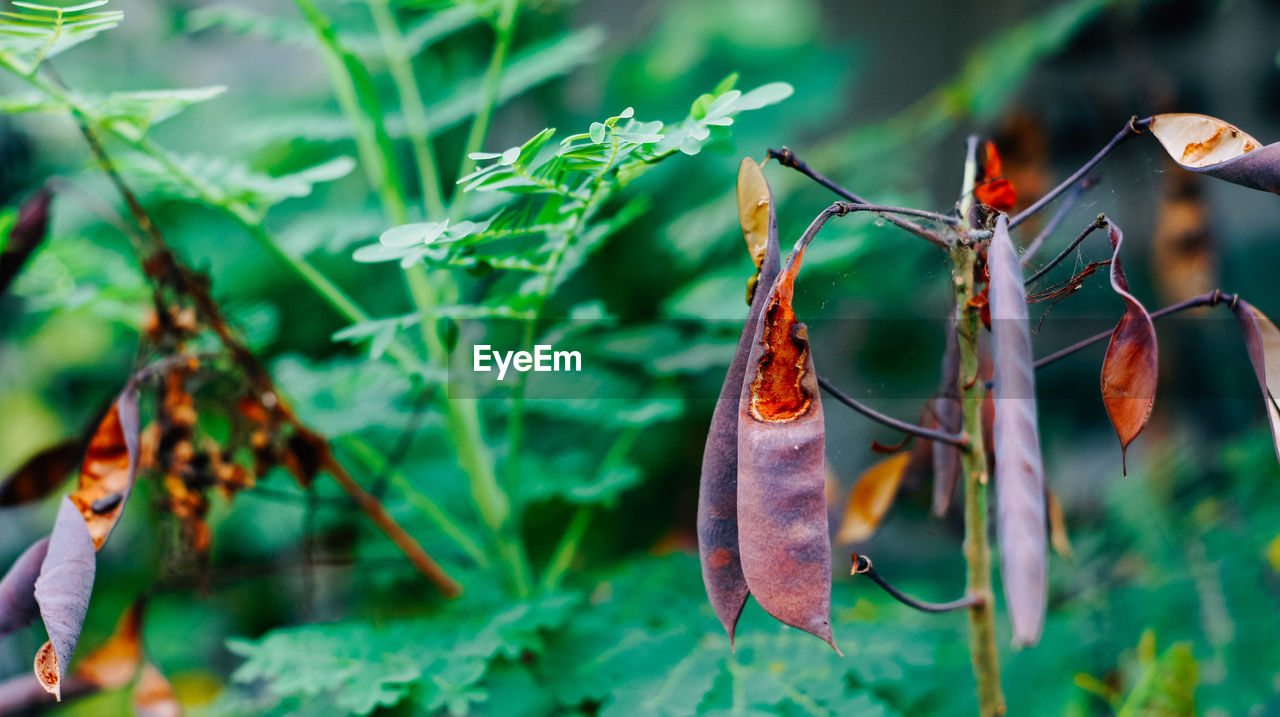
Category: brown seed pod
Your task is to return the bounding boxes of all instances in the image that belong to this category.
[0,537,50,638]
[1232,299,1280,467]
[1099,223,1158,472]
[34,497,98,699]
[736,210,838,654]
[988,215,1047,647]
[698,157,781,644]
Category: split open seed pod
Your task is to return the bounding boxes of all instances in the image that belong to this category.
[1148,113,1280,194]
[736,212,838,654]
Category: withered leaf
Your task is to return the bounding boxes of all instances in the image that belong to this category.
[1100,223,1158,473]
[133,662,181,717]
[974,141,1018,212]
[836,453,911,544]
[1148,113,1280,194]
[0,188,53,297]
[75,601,144,689]
[1232,300,1280,467]
[1046,489,1073,560]
[0,440,81,507]
[737,217,838,654]
[932,311,962,515]
[699,157,781,644]
[34,497,98,700]
[0,537,50,637]
[69,385,141,550]
[987,215,1047,647]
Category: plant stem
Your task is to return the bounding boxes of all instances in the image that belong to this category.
[850,554,984,613]
[817,375,969,448]
[541,506,593,589]
[1034,290,1234,370]
[322,454,462,597]
[1009,118,1147,229]
[1022,214,1108,286]
[342,435,491,568]
[293,0,530,596]
[365,0,448,217]
[69,115,458,594]
[766,146,947,247]
[294,0,408,223]
[953,135,1005,717]
[1019,177,1095,265]
[452,0,519,219]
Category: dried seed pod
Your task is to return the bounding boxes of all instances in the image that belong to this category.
[1148,113,1280,194]
[737,215,838,654]
[698,157,781,643]
[0,537,51,637]
[1100,223,1158,472]
[34,497,98,699]
[988,216,1047,647]
[932,310,962,515]
[1232,300,1280,467]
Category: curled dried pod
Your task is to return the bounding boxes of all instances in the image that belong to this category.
[1148,113,1280,194]
[698,157,781,644]
[988,216,1047,647]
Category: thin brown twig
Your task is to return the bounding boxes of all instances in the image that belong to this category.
[767,146,949,247]
[851,554,984,613]
[1033,290,1235,370]
[71,113,462,598]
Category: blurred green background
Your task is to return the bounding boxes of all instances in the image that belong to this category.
[2,0,1280,714]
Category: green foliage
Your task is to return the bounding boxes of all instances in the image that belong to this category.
[0,0,121,68]
[4,0,1279,716]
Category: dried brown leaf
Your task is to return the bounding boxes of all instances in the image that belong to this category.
[988,216,1047,647]
[133,662,182,717]
[0,441,80,507]
[1100,223,1158,472]
[75,601,144,689]
[699,157,782,644]
[1046,490,1073,560]
[1148,113,1280,194]
[836,453,911,544]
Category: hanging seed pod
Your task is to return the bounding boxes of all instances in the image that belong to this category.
[988,215,1047,647]
[1099,222,1158,473]
[1232,299,1280,467]
[737,210,839,654]
[0,537,50,637]
[1147,113,1280,194]
[33,497,97,699]
[698,157,781,644]
[932,310,963,515]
